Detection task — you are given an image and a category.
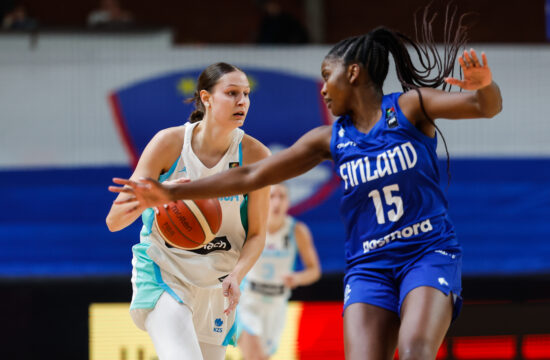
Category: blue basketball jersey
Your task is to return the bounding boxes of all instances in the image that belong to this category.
[330,92,459,271]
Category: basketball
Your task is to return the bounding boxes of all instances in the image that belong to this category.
[153,199,222,250]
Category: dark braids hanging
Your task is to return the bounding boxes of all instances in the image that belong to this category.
[326,3,469,186]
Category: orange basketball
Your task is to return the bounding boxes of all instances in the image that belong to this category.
[153,199,222,250]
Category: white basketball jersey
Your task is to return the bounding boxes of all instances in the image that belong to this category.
[140,122,247,288]
[243,216,297,300]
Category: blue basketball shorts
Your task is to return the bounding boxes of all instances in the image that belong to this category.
[343,247,463,320]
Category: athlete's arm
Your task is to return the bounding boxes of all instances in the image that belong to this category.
[283,221,321,289]
[222,135,271,315]
[399,49,502,134]
[106,127,184,232]
[109,125,333,210]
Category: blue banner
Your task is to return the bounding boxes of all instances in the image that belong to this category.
[2,158,550,277]
[2,68,550,277]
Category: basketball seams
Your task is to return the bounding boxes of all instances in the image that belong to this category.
[183,200,215,239]
[175,200,207,244]
[215,201,222,232]
[155,202,204,249]
[192,199,222,235]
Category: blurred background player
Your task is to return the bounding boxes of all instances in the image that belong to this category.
[238,183,321,359]
[106,62,270,360]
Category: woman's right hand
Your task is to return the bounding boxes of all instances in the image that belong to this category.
[445,49,493,91]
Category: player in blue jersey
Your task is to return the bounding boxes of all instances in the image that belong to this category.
[110,8,502,360]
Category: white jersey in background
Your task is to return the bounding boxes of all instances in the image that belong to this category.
[242,216,297,301]
[238,216,297,355]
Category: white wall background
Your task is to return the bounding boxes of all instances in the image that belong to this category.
[1,33,549,169]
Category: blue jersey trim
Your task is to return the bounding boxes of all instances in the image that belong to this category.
[153,263,184,304]
[140,209,155,237]
[239,141,249,239]
[238,141,243,166]
[222,313,239,346]
[159,157,179,182]
[129,242,165,310]
[141,157,179,236]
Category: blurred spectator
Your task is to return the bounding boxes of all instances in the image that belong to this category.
[257,0,309,44]
[88,0,134,29]
[2,3,37,31]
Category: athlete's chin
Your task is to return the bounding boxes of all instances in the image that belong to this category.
[230,118,245,126]
[329,106,344,117]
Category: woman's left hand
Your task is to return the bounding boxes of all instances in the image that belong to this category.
[445,49,493,91]
[222,273,241,315]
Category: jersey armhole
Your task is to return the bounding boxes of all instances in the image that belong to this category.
[158,157,180,182]
[394,92,437,144]
[329,119,343,162]
[142,157,180,234]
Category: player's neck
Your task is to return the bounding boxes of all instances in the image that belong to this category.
[192,120,234,160]
[349,86,383,134]
[267,216,286,234]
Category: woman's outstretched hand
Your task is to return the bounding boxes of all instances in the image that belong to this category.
[108,177,184,212]
[445,49,493,91]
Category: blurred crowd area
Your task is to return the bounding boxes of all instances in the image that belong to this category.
[1,0,549,44]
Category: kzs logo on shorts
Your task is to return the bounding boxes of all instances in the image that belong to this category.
[213,318,224,333]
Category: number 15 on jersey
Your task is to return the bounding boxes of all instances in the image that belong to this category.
[368,184,403,225]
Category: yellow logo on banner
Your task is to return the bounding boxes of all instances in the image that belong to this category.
[177,77,196,97]
[247,75,258,92]
[176,75,257,99]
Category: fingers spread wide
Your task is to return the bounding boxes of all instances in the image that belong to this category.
[108,185,134,194]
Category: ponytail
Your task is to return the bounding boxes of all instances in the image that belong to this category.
[186,91,205,123]
[325,3,468,186]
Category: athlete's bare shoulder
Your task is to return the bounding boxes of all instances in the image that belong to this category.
[151,125,185,148]
[143,125,185,173]
[154,125,185,145]
[241,134,271,165]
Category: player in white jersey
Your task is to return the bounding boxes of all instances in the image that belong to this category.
[238,184,321,359]
[106,63,270,360]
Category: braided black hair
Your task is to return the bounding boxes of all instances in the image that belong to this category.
[326,4,469,185]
